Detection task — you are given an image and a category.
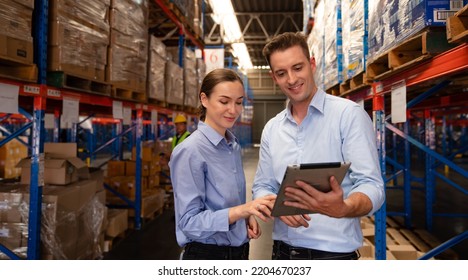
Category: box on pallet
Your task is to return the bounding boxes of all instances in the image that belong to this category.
[17,143,89,186]
[368,0,468,61]
[0,178,106,259]
[105,208,128,238]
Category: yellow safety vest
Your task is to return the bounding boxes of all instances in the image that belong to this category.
[172,131,190,149]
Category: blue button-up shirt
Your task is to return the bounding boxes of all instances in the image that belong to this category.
[169,121,247,247]
[252,88,385,252]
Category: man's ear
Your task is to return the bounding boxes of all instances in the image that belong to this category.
[309,56,317,73]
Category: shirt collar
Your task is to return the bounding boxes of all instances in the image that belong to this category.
[198,121,238,146]
[282,88,326,121]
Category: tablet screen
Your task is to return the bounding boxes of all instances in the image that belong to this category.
[271,162,351,217]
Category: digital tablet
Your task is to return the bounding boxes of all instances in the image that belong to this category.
[271,162,351,217]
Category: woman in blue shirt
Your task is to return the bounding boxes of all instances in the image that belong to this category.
[169,69,275,260]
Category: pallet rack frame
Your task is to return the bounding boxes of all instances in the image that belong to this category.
[347,43,468,259]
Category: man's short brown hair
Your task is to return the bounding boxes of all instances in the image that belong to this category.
[262,32,310,67]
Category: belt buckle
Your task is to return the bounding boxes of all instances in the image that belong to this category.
[290,249,300,256]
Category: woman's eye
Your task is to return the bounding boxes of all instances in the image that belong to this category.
[220,101,228,105]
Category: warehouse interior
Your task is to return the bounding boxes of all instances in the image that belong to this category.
[0,0,467,260]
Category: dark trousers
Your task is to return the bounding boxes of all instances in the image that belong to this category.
[182,242,250,260]
[272,240,359,260]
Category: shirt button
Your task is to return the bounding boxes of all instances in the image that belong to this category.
[233,169,237,173]
[229,151,232,154]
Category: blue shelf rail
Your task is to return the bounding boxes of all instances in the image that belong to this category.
[419,231,468,260]
[0,93,46,260]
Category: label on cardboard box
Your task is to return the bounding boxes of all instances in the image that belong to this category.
[0,228,9,237]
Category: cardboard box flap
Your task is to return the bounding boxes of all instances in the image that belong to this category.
[44,158,67,169]
[67,157,87,169]
[16,158,30,168]
[44,143,77,158]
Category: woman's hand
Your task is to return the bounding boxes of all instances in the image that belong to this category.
[229,194,276,224]
[247,216,262,239]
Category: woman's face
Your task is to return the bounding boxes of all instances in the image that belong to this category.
[201,81,244,136]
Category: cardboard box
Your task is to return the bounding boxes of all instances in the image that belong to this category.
[0,222,27,251]
[17,143,89,185]
[107,160,126,177]
[0,190,23,223]
[106,208,128,238]
[0,34,33,65]
[125,160,151,176]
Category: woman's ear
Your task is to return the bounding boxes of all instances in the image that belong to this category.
[200,92,207,107]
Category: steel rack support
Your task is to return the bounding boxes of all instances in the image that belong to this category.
[0,124,33,149]
[424,110,436,230]
[153,0,204,50]
[419,231,468,260]
[27,95,46,260]
[91,125,135,157]
[373,88,387,260]
[134,108,143,229]
[53,109,60,142]
[112,121,123,160]
[403,121,412,228]
[34,0,48,84]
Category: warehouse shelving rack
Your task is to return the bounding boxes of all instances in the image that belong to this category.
[346,42,468,259]
[0,0,210,260]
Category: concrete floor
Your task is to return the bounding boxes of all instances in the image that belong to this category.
[104,147,467,260]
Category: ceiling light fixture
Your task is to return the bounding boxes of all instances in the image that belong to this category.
[208,0,253,70]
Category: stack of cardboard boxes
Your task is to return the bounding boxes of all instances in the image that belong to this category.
[0,143,107,259]
[48,0,110,81]
[0,138,28,179]
[107,0,148,92]
[0,0,34,65]
[105,141,165,218]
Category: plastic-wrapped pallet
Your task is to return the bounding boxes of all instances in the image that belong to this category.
[0,0,35,65]
[368,0,468,62]
[307,0,325,89]
[0,0,34,42]
[147,35,167,102]
[323,0,343,90]
[48,0,110,81]
[108,0,148,91]
[165,60,184,106]
[0,180,107,260]
[341,0,367,80]
[184,48,198,109]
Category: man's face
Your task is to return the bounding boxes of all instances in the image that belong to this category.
[269,45,317,105]
[175,122,187,135]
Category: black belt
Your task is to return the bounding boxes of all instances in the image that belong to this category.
[274,240,359,260]
[184,242,249,259]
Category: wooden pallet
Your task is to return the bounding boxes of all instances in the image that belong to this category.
[366,29,452,81]
[148,97,167,108]
[360,217,459,260]
[47,71,111,96]
[166,102,184,111]
[447,4,468,43]
[0,56,37,82]
[339,71,370,96]
[111,86,147,103]
[325,83,340,96]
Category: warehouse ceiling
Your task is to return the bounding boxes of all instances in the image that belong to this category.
[205,0,304,66]
[149,0,304,67]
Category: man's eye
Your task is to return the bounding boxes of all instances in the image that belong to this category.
[276,72,285,77]
[294,66,302,71]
